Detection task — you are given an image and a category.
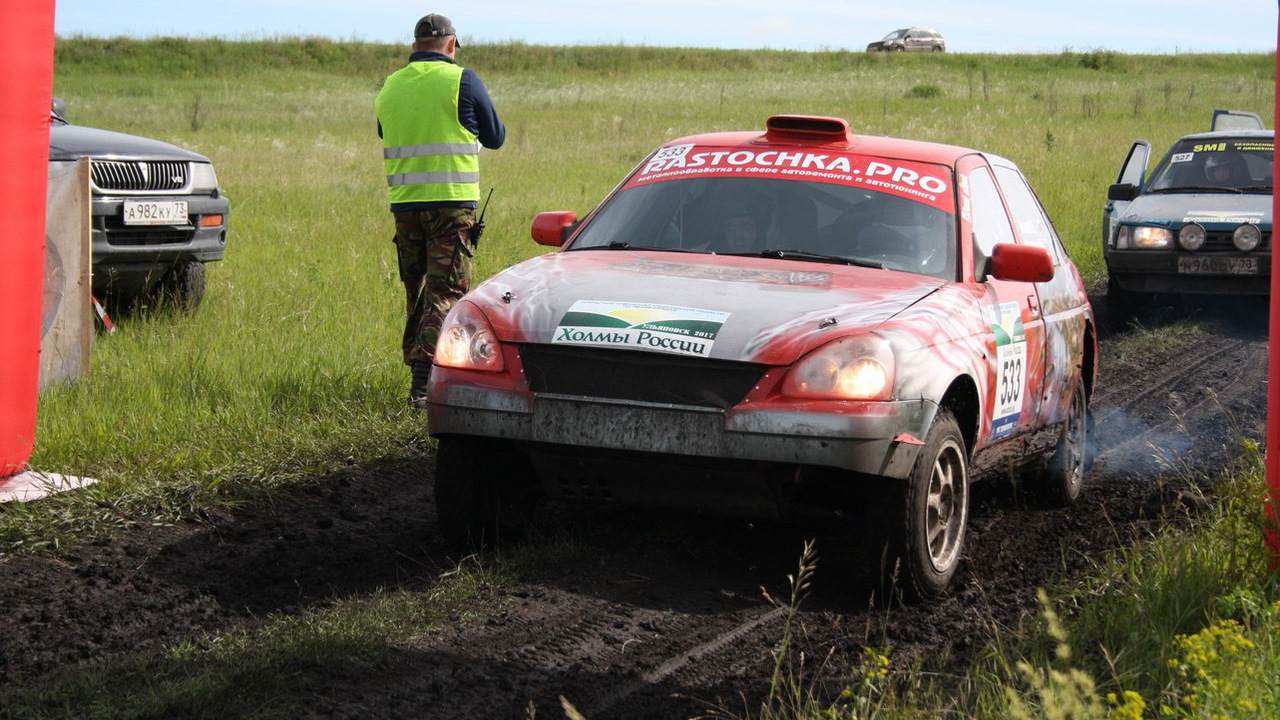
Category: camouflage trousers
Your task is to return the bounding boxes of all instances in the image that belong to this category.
[392,207,476,366]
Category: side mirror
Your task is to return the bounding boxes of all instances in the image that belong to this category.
[531,211,579,247]
[51,96,66,119]
[987,243,1054,283]
[1107,183,1139,202]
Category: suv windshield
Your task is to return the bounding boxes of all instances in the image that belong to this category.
[1145,137,1275,193]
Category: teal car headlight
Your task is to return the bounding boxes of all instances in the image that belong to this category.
[1178,223,1206,251]
[1117,225,1174,250]
[1234,223,1262,252]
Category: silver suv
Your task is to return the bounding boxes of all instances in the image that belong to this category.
[48,98,230,312]
[866,27,946,52]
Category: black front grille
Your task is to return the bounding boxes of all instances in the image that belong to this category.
[92,160,189,192]
[519,344,767,409]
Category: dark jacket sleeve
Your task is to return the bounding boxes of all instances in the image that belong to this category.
[458,68,506,150]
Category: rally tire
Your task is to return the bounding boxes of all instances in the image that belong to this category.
[882,409,969,602]
[433,437,538,554]
[1104,274,1139,333]
[1032,382,1089,507]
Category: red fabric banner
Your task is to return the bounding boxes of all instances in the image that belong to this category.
[1267,3,1280,569]
[0,1,57,478]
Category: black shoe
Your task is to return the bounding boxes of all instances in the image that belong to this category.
[409,362,432,409]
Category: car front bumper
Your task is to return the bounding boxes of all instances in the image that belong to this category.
[426,369,937,482]
[1106,249,1271,295]
[90,194,230,295]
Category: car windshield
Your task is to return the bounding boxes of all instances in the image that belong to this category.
[883,29,908,39]
[1144,136,1274,193]
[567,175,957,279]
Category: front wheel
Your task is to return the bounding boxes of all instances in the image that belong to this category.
[882,409,969,601]
[155,260,207,313]
[1105,274,1139,333]
[433,437,540,554]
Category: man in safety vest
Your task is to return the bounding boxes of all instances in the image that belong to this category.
[375,13,505,408]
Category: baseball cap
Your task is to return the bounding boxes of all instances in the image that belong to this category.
[415,14,460,46]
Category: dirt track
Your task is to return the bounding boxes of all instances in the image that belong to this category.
[0,292,1269,719]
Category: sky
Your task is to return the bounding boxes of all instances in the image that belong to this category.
[53,0,1276,55]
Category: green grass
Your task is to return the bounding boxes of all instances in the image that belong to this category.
[5,38,1278,718]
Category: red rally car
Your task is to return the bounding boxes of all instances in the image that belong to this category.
[426,115,1099,600]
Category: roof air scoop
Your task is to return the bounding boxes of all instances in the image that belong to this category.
[764,115,858,147]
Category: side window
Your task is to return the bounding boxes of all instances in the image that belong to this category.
[993,165,1062,263]
[968,167,1016,258]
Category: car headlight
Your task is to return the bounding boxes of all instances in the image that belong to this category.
[435,300,504,372]
[1178,223,1206,251]
[190,162,219,192]
[1117,226,1173,250]
[1234,223,1262,252]
[782,335,895,401]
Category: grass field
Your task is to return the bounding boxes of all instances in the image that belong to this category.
[6,39,1278,718]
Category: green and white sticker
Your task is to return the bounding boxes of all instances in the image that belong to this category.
[990,301,1026,440]
[554,300,730,358]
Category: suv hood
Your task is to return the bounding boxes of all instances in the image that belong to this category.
[48,122,210,163]
[467,249,957,365]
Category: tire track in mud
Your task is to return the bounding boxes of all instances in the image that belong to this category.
[392,579,788,719]
[578,605,786,717]
[1089,334,1266,478]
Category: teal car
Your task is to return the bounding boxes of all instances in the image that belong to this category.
[1103,111,1273,328]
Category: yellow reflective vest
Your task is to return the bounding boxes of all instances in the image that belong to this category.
[376,61,480,204]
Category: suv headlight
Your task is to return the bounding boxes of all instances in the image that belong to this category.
[190,162,219,192]
[435,300,504,372]
[782,334,895,401]
[1117,225,1173,250]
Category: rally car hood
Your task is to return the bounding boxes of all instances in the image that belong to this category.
[1124,191,1273,227]
[48,121,211,163]
[468,249,958,366]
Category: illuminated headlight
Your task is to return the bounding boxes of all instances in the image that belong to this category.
[190,162,219,192]
[782,335,895,401]
[1119,226,1173,250]
[1178,223,1206,251]
[434,300,504,372]
[1233,224,1262,252]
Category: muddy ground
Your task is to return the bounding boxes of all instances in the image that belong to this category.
[0,293,1270,719]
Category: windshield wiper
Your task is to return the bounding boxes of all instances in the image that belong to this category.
[574,241,698,253]
[1237,185,1274,193]
[1157,185,1243,194]
[722,248,884,268]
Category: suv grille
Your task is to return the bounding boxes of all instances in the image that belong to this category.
[519,344,767,409]
[91,160,189,192]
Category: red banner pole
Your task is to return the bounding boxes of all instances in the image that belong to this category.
[0,1,57,478]
[1267,2,1280,570]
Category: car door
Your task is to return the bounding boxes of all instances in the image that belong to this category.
[1211,109,1265,131]
[992,161,1088,428]
[958,156,1046,446]
[1103,139,1150,247]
